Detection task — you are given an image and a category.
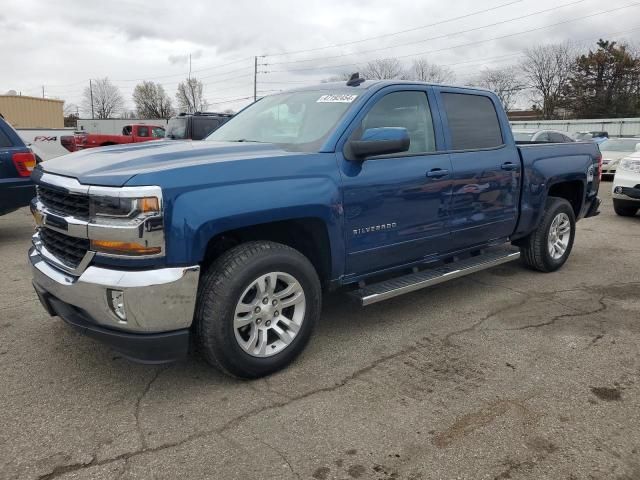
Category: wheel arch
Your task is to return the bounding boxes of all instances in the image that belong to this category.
[200,217,334,288]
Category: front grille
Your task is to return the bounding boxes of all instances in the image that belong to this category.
[37,185,90,218]
[40,228,89,269]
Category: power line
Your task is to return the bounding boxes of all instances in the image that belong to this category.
[268,2,640,74]
[265,0,587,67]
[262,0,524,58]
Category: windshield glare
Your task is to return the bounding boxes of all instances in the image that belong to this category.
[600,138,640,152]
[206,90,359,151]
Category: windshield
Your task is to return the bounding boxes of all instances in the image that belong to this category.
[512,131,535,141]
[600,138,640,152]
[166,118,187,139]
[206,90,359,152]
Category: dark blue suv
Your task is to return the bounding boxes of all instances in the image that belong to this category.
[0,116,36,216]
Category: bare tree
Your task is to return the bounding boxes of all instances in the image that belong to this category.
[82,78,124,119]
[407,58,455,83]
[360,58,405,80]
[176,78,208,113]
[133,81,174,119]
[474,66,524,112]
[521,43,576,119]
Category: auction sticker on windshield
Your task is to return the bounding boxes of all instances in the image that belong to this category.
[317,94,358,103]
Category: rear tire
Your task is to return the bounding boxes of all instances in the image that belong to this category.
[519,197,576,272]
[195,241,321,378]
[613,199,638,217]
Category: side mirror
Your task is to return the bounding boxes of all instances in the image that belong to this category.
[349,127,410,160]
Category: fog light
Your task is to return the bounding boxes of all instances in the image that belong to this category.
[107,289,127,322]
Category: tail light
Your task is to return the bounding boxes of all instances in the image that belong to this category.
[596,153,603,180]
[12,152,36,177]
[60,135,76,152]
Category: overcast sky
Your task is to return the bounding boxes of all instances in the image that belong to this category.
[1,0,639,114]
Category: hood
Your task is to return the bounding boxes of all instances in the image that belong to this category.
[38,140,298,186]
[600,150,634,163]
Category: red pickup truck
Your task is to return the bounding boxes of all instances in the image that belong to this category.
[74,124,166,150]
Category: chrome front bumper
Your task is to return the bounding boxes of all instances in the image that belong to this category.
[30,247,200,333]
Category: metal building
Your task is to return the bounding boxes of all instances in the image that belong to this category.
[0,95,64,129]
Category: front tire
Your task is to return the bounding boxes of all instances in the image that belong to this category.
[613,199,639,217]
[195,241,321,378]
[519,197,576,272]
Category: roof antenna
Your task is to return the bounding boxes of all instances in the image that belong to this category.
[346,72,365,87]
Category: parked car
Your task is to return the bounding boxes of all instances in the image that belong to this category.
[612,151,640,216]
[574,131,609,144]
[29,78,601,378]
[16,128,77,161]
[599,137,640,178]
[165,112,232,140]
[74,124,166,150]
[0,117,36,216]
[512,129,575,143]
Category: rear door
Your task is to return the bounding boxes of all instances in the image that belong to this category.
[435,89,521,250]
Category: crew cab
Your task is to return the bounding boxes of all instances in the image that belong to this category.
[165,112,232,140]
[0,117,36,216]
[74,124,165,150]
[29,78,601,378]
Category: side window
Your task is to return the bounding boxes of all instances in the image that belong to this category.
[0,128,12,148]
[441,93,503,150]
[357,91,436,154]
[548,132,565,143]
[137,126,149,137]
[152,127,165,138]
[536,132,550,142]
[192,118,218,140]
[122,126,132,136]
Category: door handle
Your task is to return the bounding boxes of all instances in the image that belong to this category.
[426,168,449,178]
[501,162,519,171]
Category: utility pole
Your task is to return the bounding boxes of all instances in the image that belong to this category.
[89,79,95,119]
[253,56,258,102]
[188,53,192,81]
[42,86,45,98]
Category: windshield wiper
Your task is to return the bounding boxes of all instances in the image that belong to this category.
[228,139,262,143]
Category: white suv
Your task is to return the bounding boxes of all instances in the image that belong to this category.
[612,151,640,217]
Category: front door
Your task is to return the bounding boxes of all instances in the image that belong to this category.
[339,88,453,276]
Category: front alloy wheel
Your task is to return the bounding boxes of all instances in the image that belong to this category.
[234,272,306,357]
[196,241,321,378]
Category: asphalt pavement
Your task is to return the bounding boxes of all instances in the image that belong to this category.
[1,186,639,480]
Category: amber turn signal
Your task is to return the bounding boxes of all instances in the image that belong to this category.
[91,240,161,256]
[139,197,159,213]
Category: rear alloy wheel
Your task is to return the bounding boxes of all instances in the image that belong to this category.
[519,197,576,272]
[196,241,321,378]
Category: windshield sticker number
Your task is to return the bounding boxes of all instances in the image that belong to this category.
[317,94,358,103]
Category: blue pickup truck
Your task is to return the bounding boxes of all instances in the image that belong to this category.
[29,78,601,377]
[0,117,37,216]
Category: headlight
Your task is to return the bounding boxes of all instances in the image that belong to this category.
[618,159,640,174]
[90,196,160,218]
[87,187,164,257]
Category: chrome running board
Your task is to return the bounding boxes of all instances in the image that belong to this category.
[350,246,521,306]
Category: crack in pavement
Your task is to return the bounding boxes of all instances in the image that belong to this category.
[135,366,169,451]
[258,439,301,480]
[507,295,607,331]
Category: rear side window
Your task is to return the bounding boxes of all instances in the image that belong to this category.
[137,126,149,137]
[193,118,220,140]
[442,93,503,150]
[0,128,12,147]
